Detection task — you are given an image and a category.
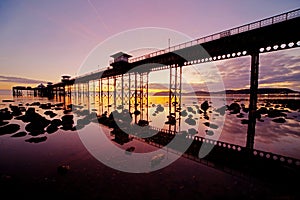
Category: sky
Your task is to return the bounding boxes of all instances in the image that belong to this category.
[0,0,300,91]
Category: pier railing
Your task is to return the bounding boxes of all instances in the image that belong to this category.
[129,8,300,63]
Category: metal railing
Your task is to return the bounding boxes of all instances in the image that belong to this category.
[129,8,300,63]
[73,8,300,81]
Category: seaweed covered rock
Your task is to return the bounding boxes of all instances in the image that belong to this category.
[228,103,241,114]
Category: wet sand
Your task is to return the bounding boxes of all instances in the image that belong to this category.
[0,124,294,200]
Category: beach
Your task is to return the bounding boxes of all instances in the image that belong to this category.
[0,92,299,199]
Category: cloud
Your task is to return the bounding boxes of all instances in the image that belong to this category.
[0,75,46,84]
[214,49,300,91]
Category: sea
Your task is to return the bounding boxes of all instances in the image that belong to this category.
[1,88,300,160]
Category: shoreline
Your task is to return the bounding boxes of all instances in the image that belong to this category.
[0,97,299,199]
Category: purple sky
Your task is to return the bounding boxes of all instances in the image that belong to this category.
[0,0,300,90]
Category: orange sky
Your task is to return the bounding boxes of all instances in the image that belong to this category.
[1,1,300,91]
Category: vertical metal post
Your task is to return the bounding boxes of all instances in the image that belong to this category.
[174,66,178,116]
[179,66,182,131]
[98,79,101,114]
[93,80,96,101]
[140,74,143,120]
[169,66,172,119]
[129,73,131,112]
[246,51,259,149]
[134,72,138,123]
[121,74,124,110]
[107,77,110,113]
[146,73,149,122]
[83,83,85,99]
[87,82,89,97]
[114,77,117,109]
[100,79,103,114]
[87,82,90,112]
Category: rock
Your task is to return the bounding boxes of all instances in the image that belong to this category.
[201,101,209,113]
[133,110,141,116]
[61,114,75,130]
[72,124,85,131]
[61,115,74,121]
[55,103,64,107]
[256,113,262,120]
[165,116,176,125]
[257,107,268,114]
[77,118,90,126]
[228,103,241,114]
[197,109,203,114]
[236,113,244,118]
[9,105,22,116]
[272,118,286,123]
[0,109,13,121]
[46,124,58,134]
[138,120,149,127]
[267,109,287,118]
[215,106,227,116]
[187,107,194,113]
[185,118,196,126]
[0,124,20,135]
[11,131,27,137]
[125,146,135,155]
[19,106,26,112]
[241,119,249,124]
[151,154,165,168]
[188,128,197,135]
[204,115,209,120]
[156,105,164,112]
[205,130,214,136]
[25,136,47,143]
[0,121,9,126]
[44,111,57,118]
[63,110,72,114]
[25,118,50,135]
[2,99,14,102]
[30,102,40,106]
[203,122,218,129]
[57,165,70,175]
[51,119,62,126]
[180,110,188,117]
[26,107,36,115]
[39,103,52,109]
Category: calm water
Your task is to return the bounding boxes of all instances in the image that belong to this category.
[1,89,299,160]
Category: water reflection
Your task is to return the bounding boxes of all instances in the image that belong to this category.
[0,93,300,159]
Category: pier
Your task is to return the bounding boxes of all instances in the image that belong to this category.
[12,8,300,182]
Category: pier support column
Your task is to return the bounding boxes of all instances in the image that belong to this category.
[167,65,182,132]
[113,77,117,109]
[98,79,102,114]
[134,72,138,124]
[246,51,259,149]
[121,74,124,110]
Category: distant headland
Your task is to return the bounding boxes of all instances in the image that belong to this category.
[153,88,300,96]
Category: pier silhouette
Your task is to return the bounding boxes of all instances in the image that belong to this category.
[12,8,300,189]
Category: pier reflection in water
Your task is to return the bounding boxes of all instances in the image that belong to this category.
[67,81,300,156]
[62,90,300,183]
